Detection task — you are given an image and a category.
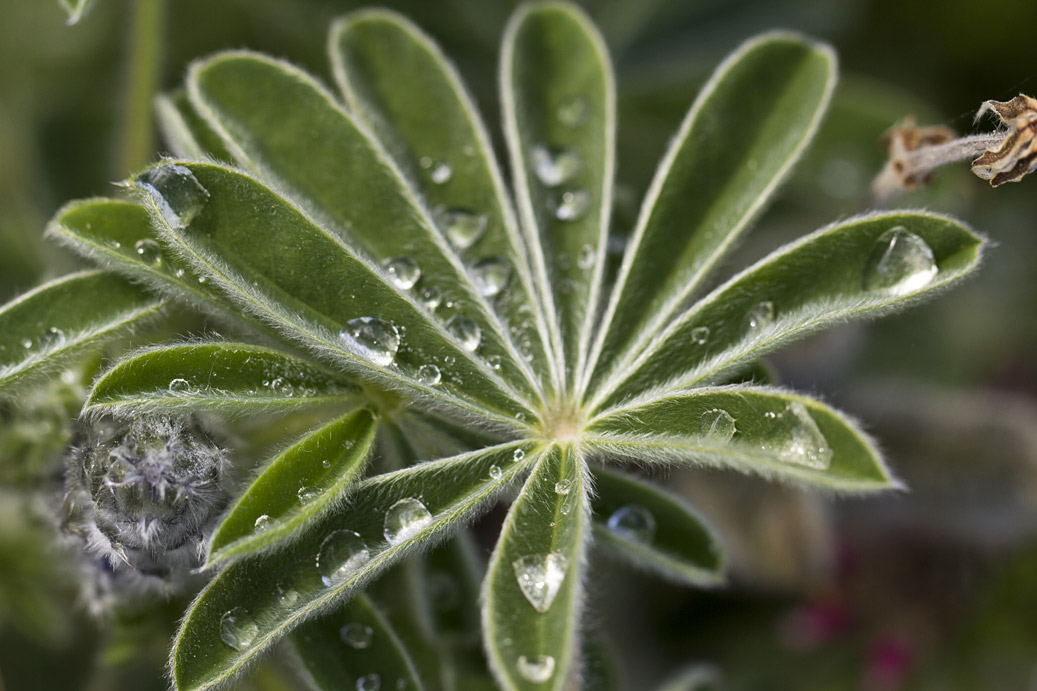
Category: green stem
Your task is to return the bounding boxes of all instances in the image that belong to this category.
[117,0,165,176]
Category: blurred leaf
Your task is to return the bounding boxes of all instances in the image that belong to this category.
[58,0,96,25]
[154,91,233,161]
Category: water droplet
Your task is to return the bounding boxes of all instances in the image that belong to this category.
[420,286,442,310]
[557,95,588,128]
[699,408,736,442]
[136,163,210,230]
[470,257,511,297]
[220,607,259,651]
[356,674,382,691]
[270,377,294,397]
[532,145,581,187]
[553,189,590,222]
[512,552,569,613]
[168,378,193,394]
[416,363,441,386]
[20,338,32,349]
[489,464,503,480]
[322,459,332,469]
[554,479,572,495]
[383,498,433,544]
[759,401,832,470]
[317,530,371,587]
[298,486,323,503]
[442,209,488,250]
[254,514,272,532]
[38,326,65,349]
[691,326,710,345]
[339,622,374,649]
[577,243,595,270]
[446,316,481,352]
[517,654,556,683]
[429,161,452,185]
[274,584,299,609]
[383,256,421,290]
[487,354,504,371]
[606,505,656,543]
[134,238,162,265]
[513,448,526,461]
[747,301,775,330]
[339,317,401,367]
[862,226,938,296]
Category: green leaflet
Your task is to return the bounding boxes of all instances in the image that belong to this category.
[132,160,532,428]
[582,32,835,398]
[85,342,359,418]
[591,467,724,586]
[185,51,542,408]
[0,271,164,397]
[154,91,234,161]
[206,408,377,567]
[483,445,589,691]
[291,594,425,691]
[58,0,95,24]
[588,386,896,492]
[172,442,535,691]
[502,3,614,383]
[592,211,986,411]
[330,10,558,394]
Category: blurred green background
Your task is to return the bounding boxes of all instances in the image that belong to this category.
[2,0,1036,688]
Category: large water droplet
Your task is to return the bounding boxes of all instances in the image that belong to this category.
[383,498,433,544]
[136,163,210,230]
[862,226,938,296]
[339,317,401,367]
[417,364,441,386]
[356,674,382,691]
[699,408,736,442]
[691,326,710,345]
[442,209,487,250]
[606,505,656,543]
[383,256,421,290]
[446,316,481,352]
[759,401,832,470]
[489,464,503,480]
[554,479,572,495]
[421,287,442,310]
[470,257,511,297]
[553,189,590,222]
[747,301,775,330]
[220,607,259,651]
[517,654,556,683]
[270,377,294,397]
[168,378,193,394]
[532,145,581,187]
[317,530,371,587]
[557,95,588,128]
[134,238,162,265]
[512,552,569,613]
[513,448,526,461]
[254,514,273,532]
[298,486,323,503]
[339,622,374,649]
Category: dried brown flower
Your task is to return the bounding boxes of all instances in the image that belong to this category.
[971,94,1037,187]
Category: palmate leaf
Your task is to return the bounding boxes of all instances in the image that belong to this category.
[154,91,234,162]
[0,271,164,397]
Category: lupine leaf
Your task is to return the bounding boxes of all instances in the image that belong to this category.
[582,32,835,397]
[592,211,985,411]
[206,408,378,567]
[591,467,724,586]
[132,160,532,428]
[85,343,359,417]
[502,3,614,383]
[172,442,536,691]
[185,52,543,408]
[0,271,164,397]
[483,444,589,691]
[291,594,425,691]
[330,9,559,393]
[588,386,896,491]
[155,91,233,161]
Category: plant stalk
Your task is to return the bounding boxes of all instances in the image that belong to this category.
[117,0,165,176]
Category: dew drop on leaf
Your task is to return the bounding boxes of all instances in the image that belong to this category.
[513,448,526,461]
[532,144,581,186]
[517,655,556,683]
[553,189,590,222]
[442,209,488,250]
[759,401,832,470]
[862,226,938,296]
[747,301,775,330]
[219,607,259,651]
[429,162,452,185]
[557,94,588,127]
[691,326,710,345]
[298,486,323,503]
[470,256,511,297]
[420,286,442,310]
[317,529,370,587]
[339,622,374,649]
[417,363,441,386]
[322,459,332,469]
[356,674,382,691]
[168,378,193,394]
[383,497,433,544]
[20,338,32,349]
[339,317,401,367]
[134,238,162,265]
[699,408,736,442]
[577,243,595,270]
[487,354,504,371]
[383,256,421,290]
[512,552,569,613]
[136,163,210,230]
[446,316,481,352]
[489,464,503,480]
[254,514,272,532]
[270,377,294,396]
[606,505,656,543]
[274,584,299,609]
[554,479,572,495]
